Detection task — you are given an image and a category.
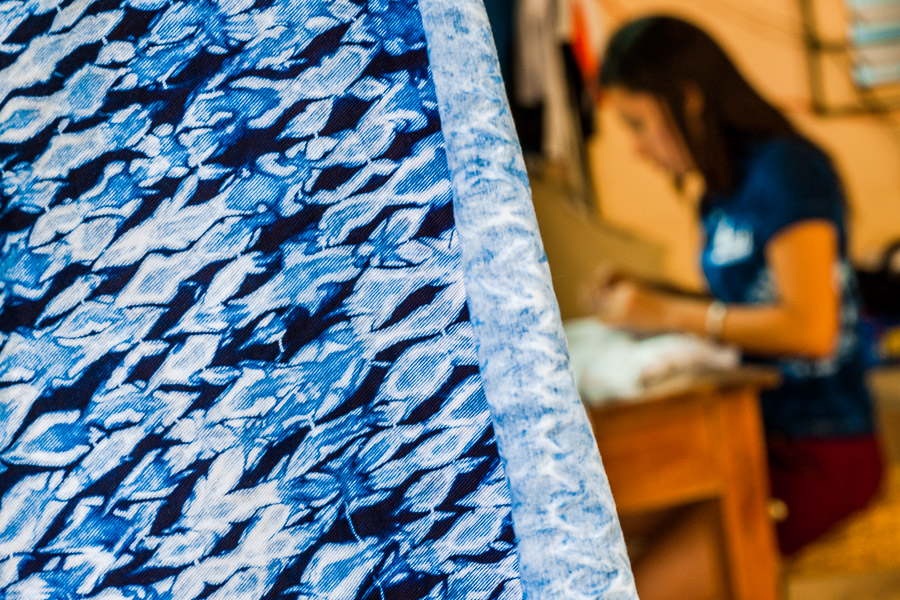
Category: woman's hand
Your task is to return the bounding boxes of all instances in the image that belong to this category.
[580,262,625,313]
[598,280,668,333]
[585,272,669,334]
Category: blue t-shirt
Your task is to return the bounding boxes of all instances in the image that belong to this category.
[701,137,874,438]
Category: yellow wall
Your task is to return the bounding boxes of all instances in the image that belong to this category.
[590,0,900,290]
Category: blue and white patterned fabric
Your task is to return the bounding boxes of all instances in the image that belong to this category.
[0,1,635,598]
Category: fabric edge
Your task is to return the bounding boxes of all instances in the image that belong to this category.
[416,1,638,598]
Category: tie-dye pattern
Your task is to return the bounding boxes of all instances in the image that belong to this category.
[0,1,634,599]
[418,2,635,598]
[0,2,522,598]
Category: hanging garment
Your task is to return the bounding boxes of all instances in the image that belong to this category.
[562,0,609,83]
[0,1,635,599]
[514,0,576,163]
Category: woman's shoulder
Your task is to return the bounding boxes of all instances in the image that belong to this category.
[703,136,842,218]
[738,136,841,201]
[735,136,845,239]
[742,136,836,180]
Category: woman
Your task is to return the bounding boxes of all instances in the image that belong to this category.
[592,15,883,600]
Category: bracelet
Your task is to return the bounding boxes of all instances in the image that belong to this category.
[705,300,727,341]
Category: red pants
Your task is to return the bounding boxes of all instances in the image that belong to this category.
[768,435,884,555]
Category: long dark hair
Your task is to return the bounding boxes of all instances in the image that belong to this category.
[599,16,798,195]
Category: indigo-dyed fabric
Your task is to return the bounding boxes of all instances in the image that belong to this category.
[0,1,635,599]
[418,3,633,598]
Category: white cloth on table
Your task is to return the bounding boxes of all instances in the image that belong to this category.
[564,317,742,404]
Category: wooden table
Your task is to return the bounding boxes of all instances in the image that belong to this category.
[586,367,783,600]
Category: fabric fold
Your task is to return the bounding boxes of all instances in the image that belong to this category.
[418,1,635,597]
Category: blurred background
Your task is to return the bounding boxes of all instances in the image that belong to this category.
[485,0,900,598]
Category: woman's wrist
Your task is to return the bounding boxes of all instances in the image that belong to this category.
[655,294,723,338]
[705,300,727,341]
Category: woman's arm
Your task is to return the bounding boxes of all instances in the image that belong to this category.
[595,221,840,358]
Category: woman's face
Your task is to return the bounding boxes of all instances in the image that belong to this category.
[607,86,696,177]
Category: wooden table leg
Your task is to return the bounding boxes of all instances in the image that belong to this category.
[714,387,782,600]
